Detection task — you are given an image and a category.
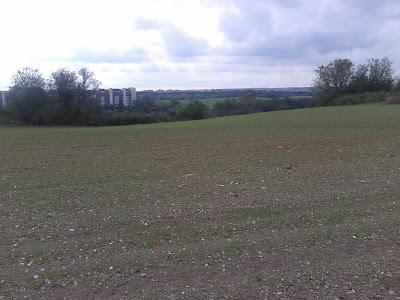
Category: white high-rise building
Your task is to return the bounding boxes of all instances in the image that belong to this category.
[94,87,137,107]
[129,87,137,102]
[0,87,137,108]
[122,89,131,106]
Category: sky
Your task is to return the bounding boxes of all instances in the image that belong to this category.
[1,0,400,90]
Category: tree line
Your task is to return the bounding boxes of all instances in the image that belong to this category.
[3,67,102,125]
[314,57,400,105]
[138,88,312,101]
[1,58,399,126]
[0,67,313,126]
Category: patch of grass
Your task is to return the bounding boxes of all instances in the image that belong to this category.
[142,240,156,249]
[224,241,243,258]
[325,211,352,225]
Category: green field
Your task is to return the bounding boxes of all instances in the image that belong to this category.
[159,97,228,108]
[1,104,400,299]
[160,97,272,108]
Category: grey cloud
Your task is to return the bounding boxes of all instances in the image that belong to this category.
[219,4,274,42]
[162,26,209,58]
[217,0,400,60]
[134,19,210,58]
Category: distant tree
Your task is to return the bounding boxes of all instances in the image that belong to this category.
[367,57,394,92]
[213,97,241,116]
[76,68,103,122]
[314,59,354,95]
[160,99,181,113]
[176,101,209,120]
[128,96,155,113]
[394,77,400,92]
[239,89,257,108]
[76,67,101,103]
[10,67,46,90]
[49,68,102,124]
[78,68,101,91]
[349,64,369,93]
[153,100,163,112]
[49,68,78,108]
[7,67,48,125]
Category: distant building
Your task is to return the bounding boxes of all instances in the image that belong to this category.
[94,87,137,107]
[0,87,137,108]
[94,89,110,106]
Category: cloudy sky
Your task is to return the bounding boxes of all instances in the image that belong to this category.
[1,0,400,90]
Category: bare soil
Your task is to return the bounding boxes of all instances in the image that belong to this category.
[1,105,400,299]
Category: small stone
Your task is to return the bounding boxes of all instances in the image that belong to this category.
[389,290,395,295]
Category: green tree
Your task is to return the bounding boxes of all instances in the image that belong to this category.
[176,101,209,120]
[239,89,257,108]
[128,96,155,113]
[394,78,400,92]
[49,68,78,109]
[7,67,48,125]
[367,57,394,92]
[49,68,102,124]
[314,59,354,95]
[78,68,101,91]
[350,64,369,93]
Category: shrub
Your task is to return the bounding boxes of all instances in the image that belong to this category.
[394,78,400,92]
[176,101,209,120]
[330,92,393,106]
[0,107,13,125]
[385,94,400,104]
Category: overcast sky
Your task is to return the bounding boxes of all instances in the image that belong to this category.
[1,0,400,90]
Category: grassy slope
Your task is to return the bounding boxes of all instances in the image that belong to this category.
[1,104,400,298]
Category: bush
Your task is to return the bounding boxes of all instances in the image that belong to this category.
[394,78,400,92]
[176,101,209,120]
[7,87,50,125]
[212,98,248,116]
[213,96,313,117]
[327,92,394,106]
[0,107,13,125]
[314,57,396,99]
[385,94,400,104]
